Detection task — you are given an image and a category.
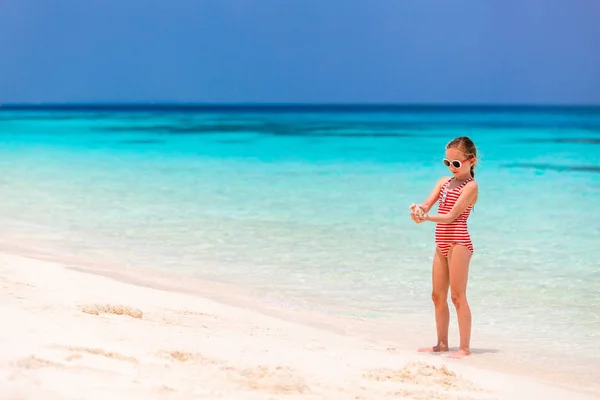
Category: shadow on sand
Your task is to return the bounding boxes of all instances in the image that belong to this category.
[421,347,500,356]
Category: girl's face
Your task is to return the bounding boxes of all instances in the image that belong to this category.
[444,147,474,177]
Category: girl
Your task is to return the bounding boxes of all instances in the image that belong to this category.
[410,136,479,359]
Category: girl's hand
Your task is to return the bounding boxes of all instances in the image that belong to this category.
[410,210,425,224]
[415,213,429,223]
[409,203,427,224]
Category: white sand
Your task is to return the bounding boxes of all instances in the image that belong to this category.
[1,252,598,400]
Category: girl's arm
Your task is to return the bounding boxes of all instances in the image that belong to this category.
[419,176,451,213]
[422,181,478,224]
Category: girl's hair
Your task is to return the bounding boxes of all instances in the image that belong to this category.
[446,136,477,178]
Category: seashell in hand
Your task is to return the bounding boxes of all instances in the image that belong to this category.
[410,203,425,217]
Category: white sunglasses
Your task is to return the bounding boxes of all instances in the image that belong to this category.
[443,158,470,169]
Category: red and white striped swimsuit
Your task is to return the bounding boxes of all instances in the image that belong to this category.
[435,177,474,257]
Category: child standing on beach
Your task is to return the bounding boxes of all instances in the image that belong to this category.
[410,136,479,359]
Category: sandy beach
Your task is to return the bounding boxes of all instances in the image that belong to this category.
[0,251,597,400]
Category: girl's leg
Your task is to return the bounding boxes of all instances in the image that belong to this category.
[418,247,450,352]
[447,245,472,359]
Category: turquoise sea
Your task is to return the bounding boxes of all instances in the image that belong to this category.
[1,105,599,387]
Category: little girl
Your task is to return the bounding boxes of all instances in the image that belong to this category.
[410,136,479,359]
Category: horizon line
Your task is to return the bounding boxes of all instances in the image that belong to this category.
[1,101,599,108]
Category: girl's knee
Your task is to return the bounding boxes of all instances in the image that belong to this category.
[431,291,447,306]
[451,292,467,307]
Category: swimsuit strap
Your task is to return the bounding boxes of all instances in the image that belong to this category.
[442,178,454,190]
[456,177,473,190]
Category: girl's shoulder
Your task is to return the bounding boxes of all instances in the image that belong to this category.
[436,176,454,186]
[435,176,454,190]
[463,178,478,192]
[466,177,478,186]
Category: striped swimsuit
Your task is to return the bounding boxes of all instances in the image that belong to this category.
[435,177,474,257]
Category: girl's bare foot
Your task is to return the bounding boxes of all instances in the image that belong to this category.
[448,348,471,359]
[418,344,449,353]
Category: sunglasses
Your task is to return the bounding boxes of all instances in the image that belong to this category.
[443,158,471,169]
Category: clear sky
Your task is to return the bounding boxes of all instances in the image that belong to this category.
[1,0,599,104]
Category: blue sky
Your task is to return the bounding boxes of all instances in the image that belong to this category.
[1,0,599,104]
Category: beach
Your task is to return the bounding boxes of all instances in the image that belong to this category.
[0,251,598,400]
[0,106,599,398]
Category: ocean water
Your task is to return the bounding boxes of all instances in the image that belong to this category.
[1,105,599,384]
